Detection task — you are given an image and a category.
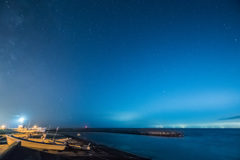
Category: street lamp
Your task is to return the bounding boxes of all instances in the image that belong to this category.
[19,118,24,124]
[1,125,5,129]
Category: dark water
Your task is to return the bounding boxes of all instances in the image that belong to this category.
[67,129,240,160]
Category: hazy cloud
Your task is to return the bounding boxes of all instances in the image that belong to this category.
[219,116,240,120]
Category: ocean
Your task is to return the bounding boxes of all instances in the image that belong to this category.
[66,129,240,160]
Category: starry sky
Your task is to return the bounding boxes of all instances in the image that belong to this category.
[0,0,240,128]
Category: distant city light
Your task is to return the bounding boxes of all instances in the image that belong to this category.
[85,126,88,128]
[154,122,240,128]
[33,125,37,129]
[155,125,164,128]
[178,124,186,128]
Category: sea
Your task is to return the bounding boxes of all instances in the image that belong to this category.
[66,129,240,160]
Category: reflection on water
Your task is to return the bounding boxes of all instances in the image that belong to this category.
[67,129,240,160]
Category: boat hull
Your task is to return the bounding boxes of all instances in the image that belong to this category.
[6,135,65,150]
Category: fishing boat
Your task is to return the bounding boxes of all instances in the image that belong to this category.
[6,134,66,150]
[13,125,46,133]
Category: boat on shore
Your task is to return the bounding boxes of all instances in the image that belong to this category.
[13,125,46,133]
[6,134,66,150]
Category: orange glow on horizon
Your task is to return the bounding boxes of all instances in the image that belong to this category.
[1,125,6,129]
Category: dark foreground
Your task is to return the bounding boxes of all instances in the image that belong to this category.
[0,131,150,160]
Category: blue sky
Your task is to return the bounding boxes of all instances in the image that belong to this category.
[0,0,240,128]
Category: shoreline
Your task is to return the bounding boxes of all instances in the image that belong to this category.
[59,131,151,160]
[0,130,150,160]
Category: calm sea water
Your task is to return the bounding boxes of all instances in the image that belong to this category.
[67,129,240,160]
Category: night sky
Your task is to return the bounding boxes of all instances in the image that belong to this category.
[1,0,240,128]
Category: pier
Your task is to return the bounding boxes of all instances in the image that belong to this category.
[58,128,184,137]
[142,131,183,137]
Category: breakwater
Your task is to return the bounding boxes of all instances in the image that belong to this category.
[141,131,183,137]
[53,128,184,137]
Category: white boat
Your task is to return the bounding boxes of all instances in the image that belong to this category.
[6,135,66,150]
[13,125,46,133]
[14,125,46,133]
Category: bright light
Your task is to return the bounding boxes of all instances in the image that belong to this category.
[1,125,6,129]
[33,125,37,129]
[19,118,24,124]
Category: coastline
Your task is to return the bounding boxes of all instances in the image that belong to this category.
[59,131,150,160]
[0,130,150,160]
[1,128,240,160]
